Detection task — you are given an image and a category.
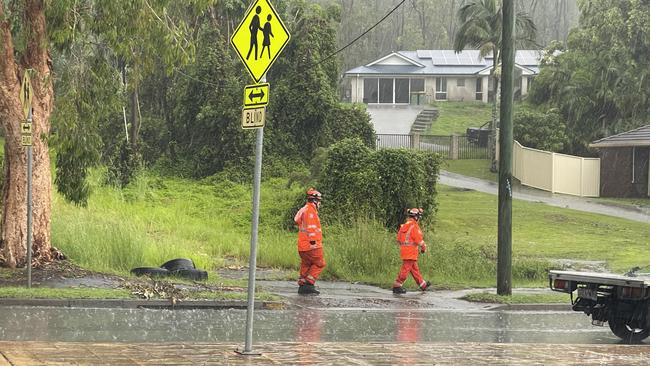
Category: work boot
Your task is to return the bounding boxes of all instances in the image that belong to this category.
[420,281,431,291]
[392,286,407,294]
[298,284,320,295]
[308,285,320,295]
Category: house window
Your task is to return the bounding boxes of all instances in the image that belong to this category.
[379,79,393,103]
[411,78,424,92]
[363,78,378,103]
[632,147,649,184]
[395,78,409,103]
[457,78,465,87]
[435,77,447,100]
[475,78,483,101]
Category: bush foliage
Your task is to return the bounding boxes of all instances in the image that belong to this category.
[317,138,442,230]
[513,107,569,152]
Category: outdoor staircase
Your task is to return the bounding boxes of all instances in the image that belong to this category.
[409,108,439,134]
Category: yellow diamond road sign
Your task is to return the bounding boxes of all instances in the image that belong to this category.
[231,0,290,83]
[20,72,33,120]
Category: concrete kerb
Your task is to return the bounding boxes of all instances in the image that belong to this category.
[0,298,286,310]
[0,296,572,312]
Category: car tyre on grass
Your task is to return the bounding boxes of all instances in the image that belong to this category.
[160,258,195,272]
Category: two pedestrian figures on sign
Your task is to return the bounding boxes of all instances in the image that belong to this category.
[246,6,274,61]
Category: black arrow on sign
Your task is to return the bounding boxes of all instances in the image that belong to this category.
[248,89,265,101]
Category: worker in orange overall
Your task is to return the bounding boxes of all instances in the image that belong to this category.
[393,208,431,294]
[294,188,325,295]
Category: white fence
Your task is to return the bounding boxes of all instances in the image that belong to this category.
[512,141,600,197]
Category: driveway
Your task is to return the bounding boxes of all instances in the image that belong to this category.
[367,105,423,134]
[439,170,650,224]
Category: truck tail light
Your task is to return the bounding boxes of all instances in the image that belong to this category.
[554,279,568,290]
[621,286,644,298]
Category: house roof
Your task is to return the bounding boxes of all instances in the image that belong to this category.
[590,125,650,148]
[344,50,542,77]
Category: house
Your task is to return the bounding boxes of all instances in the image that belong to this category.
[342,50,542,105]
[589,125,650,198]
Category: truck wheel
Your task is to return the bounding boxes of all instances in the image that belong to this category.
[608,319,650,343]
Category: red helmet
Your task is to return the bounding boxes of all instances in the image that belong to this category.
[306,188,322,201]
[407,207,423,218]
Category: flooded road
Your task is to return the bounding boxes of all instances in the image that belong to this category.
[0,306,623,344]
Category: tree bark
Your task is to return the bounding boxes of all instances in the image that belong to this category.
[0,1,53,268]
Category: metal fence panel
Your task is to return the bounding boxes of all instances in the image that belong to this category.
[418,135,451,155]
[457,135,489,159]
[375,134,412,149]
[376,134,488,159]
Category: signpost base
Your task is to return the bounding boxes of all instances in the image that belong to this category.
[235,348,262,356]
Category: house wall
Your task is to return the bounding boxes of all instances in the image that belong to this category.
[447,77,475,101]
[481,76,489,103]
[599,147,649,197]
[424,77,436,104]
[433,76,484,102]
[347,75,518,104]
[349,75,363,103]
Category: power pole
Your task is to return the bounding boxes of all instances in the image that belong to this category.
[497,0,515,295]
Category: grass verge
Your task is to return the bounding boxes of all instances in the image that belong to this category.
[49,170,650,293]
[462,291,569,304]
[443,159,496,181]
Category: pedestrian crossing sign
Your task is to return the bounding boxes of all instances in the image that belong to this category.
[230,0,290,82]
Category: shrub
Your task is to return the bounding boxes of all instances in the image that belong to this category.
[317,138,442,230]
[514,107,569,152]
[375,149,442,229]
[318,138,382,225]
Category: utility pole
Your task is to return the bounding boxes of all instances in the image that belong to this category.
[497,0,515,295]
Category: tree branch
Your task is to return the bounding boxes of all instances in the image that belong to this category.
[23,0,51,98]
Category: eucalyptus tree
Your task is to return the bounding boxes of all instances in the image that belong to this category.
[453,0,536,168]
[0,0,211,268]
[0,0,58,268]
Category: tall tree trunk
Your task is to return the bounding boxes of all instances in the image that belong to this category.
[0,1,53,268]
[130,87,140,148]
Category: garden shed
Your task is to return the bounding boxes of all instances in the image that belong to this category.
[590,125,650,198]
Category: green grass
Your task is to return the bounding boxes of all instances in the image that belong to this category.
[462,291,569,304]
[443,159,496,181]
[50,170,650,292]
[52,171,301,277]
[433,185,650,279]
[427,101,492,135]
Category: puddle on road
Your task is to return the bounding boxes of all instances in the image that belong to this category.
[0,306,621,344]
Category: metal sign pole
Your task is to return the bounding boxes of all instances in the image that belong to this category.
[238,76,266,356]
[26,107,33,288]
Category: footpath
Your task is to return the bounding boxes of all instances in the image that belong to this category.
[2,341,650,365]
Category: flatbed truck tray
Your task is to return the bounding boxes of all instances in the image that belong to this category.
[549,270,649,288]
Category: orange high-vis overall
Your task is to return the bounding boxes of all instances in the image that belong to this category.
[394,219,427,289]
[294,202,325,285]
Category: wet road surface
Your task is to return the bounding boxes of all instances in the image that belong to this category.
[0,305,623,344]
[2,341,650,365]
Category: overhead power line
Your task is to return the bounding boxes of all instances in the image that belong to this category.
[317,0,408,65]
